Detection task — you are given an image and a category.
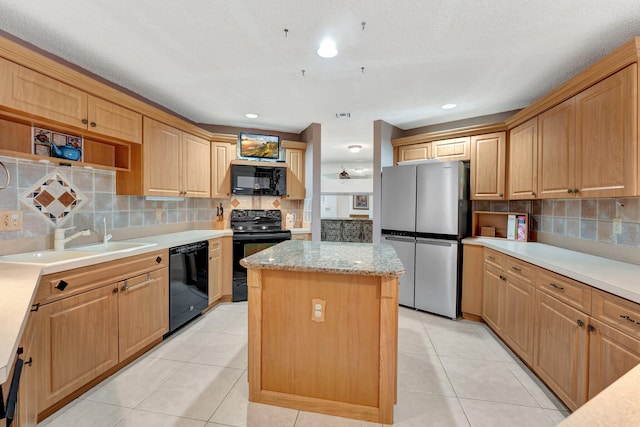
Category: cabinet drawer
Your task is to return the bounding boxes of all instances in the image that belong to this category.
[35,249,168,305]
[592,289,640,340]
[505,256,535,283]
[484,248,504,269]
[536,269,591,313]
[208,238,222,252]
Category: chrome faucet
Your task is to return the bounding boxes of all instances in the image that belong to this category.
[54,226,91,250]
[103,217,112,245]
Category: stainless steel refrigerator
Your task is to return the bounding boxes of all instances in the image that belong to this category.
[381,161,470,318]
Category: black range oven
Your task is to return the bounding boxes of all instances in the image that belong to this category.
[231,209,291,302]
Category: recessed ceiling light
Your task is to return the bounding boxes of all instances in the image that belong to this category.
[317,39,338,58]
[441,103,457,110]
[348,145,362,153]
[245,113,258,119]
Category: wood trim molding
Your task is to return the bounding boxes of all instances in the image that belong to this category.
[391,122,507,147]
[0,35,214,140]
[210,133,237,144]
[282,140,307,149]
[506,37,640,128]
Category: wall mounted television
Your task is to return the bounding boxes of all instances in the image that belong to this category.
[237,132,281,161]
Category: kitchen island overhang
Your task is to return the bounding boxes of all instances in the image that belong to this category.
[240,240,405,424]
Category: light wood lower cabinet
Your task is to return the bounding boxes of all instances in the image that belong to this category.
[482,263,505,334]
[208,238,223,304]
[503,275,535,365]
[118,269,169,360]
[533,289,589,411]
[461,244,483,318]
[35,284,120,412]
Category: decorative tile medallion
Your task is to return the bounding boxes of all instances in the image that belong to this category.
[21,169,88,226]
[231,198,240,208]
[272,199,281,208]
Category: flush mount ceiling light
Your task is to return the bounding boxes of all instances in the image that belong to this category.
[441,103,457,110]
[245,113,258,119]
[348,145,362,153]
[317,39,338,58]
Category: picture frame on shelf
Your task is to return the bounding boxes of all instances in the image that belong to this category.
[353,194,369,210]
[32,126,83,162]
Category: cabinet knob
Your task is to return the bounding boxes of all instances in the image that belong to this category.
[90,122,97,127]
[55,280,69,291]
[588,324,596,332]
[112,287,119,294]
[573,188,579,194]
[577,319,585,327]
[82,118,88,124]
[156,256,162,264]
[531,191,536,196]
[567,188,573,194]
[25,357,33,367]
[499,193,504,197]
[499,274,507,281]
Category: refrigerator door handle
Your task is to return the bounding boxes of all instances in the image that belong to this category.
[416,238,454,247]
[384,236,416,243]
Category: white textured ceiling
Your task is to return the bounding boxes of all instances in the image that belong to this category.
[1,0,640,162]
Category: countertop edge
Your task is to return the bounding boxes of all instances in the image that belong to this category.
[462,237,640,304]
[240,261,405,277]
[0,229,232,385]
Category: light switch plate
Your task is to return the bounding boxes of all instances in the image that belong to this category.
[613,218,622,234]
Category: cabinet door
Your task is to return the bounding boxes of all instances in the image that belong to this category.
[143,117,183,197]
[508,117,538,199]
[503,276,535,364]
[470,132,506,200]
[432,137,470,161]
[538,98,575,199]
[0,57,87,128]
[208,239,223,304]
[574,64,637,198]
[36,285,119,412]
[118,269,169,360]
[16,315,38,427]
[211,141,235,198]
[482,264,505,335]
[398,142,431,162]
[588,318,640,399]
[87,95,142,143]
[461,244,483,318]
[285,148,306,199]
[533,290,588,411]
[182,133,211,198]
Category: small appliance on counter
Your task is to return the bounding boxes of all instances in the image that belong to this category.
[231,209,291,302]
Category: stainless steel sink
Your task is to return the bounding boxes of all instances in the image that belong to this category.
[69,241,157,253]
[0,250,100,264]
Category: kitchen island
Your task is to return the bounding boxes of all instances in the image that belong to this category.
[240,240,404,424]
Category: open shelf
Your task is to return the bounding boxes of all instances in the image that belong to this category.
[472,211,530,241]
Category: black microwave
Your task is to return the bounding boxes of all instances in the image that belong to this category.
[231,164,287,196]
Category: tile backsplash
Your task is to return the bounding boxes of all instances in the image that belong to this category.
[474,197,640,248]
[0,156,304,246]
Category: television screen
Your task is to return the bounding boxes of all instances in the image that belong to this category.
[238,132,280,160]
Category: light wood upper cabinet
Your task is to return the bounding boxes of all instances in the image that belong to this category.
[285,145,306,200]
[143,117,183,197]
[211,140,236,198]
[87,95,142,143]
[118,269,169,360]
[397,142,431,162]
[574,64,637,198]
[470,132,506,200]
[0,58,142,143]
[0,57,87,128]
[538,98,576,199]
[508,117,538,199]
[432,136,470,161]
[143,117,210,198]
[182,133,211,198]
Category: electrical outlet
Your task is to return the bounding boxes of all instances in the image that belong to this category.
[155,208,162,222]
[311,298,326,323]
[613,217,622,234]
[0,210,23,231]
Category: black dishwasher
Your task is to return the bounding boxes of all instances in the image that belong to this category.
[168,240,209,333]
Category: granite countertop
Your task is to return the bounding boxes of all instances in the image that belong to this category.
[240,240,405,277]
[0,229,232,384]
[463,237,640,304]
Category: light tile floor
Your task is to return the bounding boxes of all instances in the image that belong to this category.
[38,303,569,427]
